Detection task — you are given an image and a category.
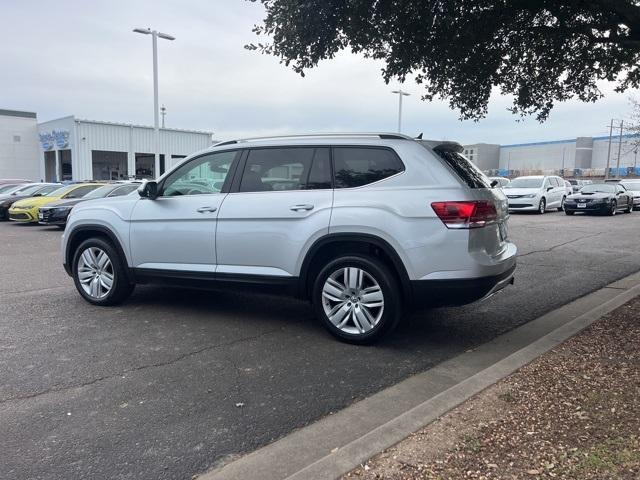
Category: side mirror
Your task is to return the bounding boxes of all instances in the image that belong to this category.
[490,179,499,188]
[138,181,158,200]
[547,186,553,191]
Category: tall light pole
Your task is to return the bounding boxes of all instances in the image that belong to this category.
[391,89,410,133]
[133,27,175,179]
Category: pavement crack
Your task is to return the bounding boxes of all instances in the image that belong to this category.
[517,231,607,258]
[0,328,282,405]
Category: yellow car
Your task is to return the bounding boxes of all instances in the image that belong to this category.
[9,183,105,223]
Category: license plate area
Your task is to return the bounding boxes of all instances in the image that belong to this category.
[577,203,586,208]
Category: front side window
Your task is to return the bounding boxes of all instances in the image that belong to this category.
[333,147,404,188]
[161,151,238,197]
[239,147,331,193]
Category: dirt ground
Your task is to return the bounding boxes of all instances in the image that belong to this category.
[344,297,640,479]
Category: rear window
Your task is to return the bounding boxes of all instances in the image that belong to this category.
[332,147,404,188]
[431,148,491,189]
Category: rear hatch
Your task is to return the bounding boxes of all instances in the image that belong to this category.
[419,140,510,257]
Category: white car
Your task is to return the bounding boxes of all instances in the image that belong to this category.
[489,176,510,188]
[504,175,568,213]
[61,133,517,344]
[619,179,640,211]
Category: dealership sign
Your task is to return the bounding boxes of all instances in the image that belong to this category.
[39,130,69,150]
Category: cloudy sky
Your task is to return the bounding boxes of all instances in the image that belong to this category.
[0,1,635,144]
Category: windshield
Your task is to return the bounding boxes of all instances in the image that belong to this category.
[0,184,22,194]
[580,184,615,194]
[620,180,640,190]
[83,184,120,199]
[505,177,543,188]
[47,185,75,197]
[15,184,52,195]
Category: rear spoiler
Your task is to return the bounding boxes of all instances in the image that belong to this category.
[417,139,464,154]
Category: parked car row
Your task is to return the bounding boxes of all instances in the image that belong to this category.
[0,180,140,227]
[500,175,638,216]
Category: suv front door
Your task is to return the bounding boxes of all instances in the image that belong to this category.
[129,150,239,273]
[216,147,333,278]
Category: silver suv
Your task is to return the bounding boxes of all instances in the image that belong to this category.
[62,133,517,343]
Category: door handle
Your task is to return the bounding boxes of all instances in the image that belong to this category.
[196,206,217,213]
[290,204,314,212]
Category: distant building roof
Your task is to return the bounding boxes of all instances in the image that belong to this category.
[0,108,37,119]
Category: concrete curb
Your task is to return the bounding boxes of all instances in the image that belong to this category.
[200,272,640,480]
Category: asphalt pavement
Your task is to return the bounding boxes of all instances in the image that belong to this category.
[1,211,640,480]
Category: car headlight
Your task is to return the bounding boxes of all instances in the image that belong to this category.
[523,193,537,198]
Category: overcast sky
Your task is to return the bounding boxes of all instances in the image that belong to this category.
[0,1,636,144]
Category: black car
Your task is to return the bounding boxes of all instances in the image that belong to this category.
[0,183,61,220]
[38,182,140,227]
[564,183,634,216]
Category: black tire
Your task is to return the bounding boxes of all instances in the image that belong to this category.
[624,202,632,213]
[608,200,617,216]
[565,210,574,215]
[72,237,134,306]
[312,255,401,344]
[557,196,566,212]
[537,198,546,214]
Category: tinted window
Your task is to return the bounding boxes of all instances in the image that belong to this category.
[549,177,559,187]
[162,151,237,196]
[621,180,640,190]
[333,147,404,188]
[63,185,102,199]
[430,148,490,189]
[33,185,60,196]
[239,148,330,192]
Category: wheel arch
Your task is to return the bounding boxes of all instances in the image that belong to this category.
[65,225,132,282]
[298,233,412,302]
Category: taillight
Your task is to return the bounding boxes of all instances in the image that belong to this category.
[431,201,498,229]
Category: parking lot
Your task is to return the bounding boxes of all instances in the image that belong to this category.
[2,211,640,480]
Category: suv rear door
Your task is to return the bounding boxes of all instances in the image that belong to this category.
[215,147,333,278]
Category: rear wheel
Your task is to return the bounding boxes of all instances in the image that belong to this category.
[624,202,632,213]
[538,198,546,214]
[312,255,401,344]
[72,238,134,305]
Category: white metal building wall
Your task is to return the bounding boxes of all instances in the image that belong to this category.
[0,110,41,180]
[591,137,639,169]
[499,141,576,171]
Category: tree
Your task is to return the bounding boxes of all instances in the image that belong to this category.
[247,0,640,121]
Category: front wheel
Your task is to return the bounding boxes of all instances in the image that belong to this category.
[538,198,546,214]
[608,200,617,216]
[312,255,401,344]
[72,238,134,306]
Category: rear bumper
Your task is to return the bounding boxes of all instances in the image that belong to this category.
[411,263,516,307]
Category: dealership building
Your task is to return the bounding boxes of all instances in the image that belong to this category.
[37,116,214,182]
[0,108,214,182]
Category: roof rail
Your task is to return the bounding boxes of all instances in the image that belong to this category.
[214,132,413,146]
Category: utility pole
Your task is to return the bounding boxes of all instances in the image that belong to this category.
[561,147,566,176]
[391,89,410,133]
[161,105,166,128]
[605,118,614,179]
[133,27,175,179]
[615,120,624,177]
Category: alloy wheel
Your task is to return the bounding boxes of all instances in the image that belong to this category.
[77,247,114,299]
[321,267,384,335]
[539,198,546,214]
